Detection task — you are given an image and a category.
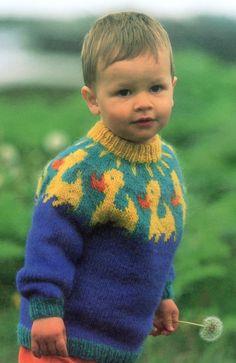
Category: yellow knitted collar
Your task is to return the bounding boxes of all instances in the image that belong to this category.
[87,121,162,163]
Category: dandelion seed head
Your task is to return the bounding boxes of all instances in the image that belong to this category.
[43,131,69,153]
[0,143,19,165]
[199,316,223,342]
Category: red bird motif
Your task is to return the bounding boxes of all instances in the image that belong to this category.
[52,159,64,170]
[171,194,181,206]
[91,172,106,192]
[137,195,151,209]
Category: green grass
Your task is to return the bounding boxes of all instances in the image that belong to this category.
[0,307,18,363]
[1,49,236,362]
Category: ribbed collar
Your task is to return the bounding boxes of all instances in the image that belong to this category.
[87,121,162,163]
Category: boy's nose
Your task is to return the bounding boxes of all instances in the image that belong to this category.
[133,93,153,112]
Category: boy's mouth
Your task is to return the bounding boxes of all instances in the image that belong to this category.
[132,117,155,126]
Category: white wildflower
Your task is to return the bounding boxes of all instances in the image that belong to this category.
[178,316,223,342]
[199,316,223,342]
[43,131,69,153]
[0,143,19,165]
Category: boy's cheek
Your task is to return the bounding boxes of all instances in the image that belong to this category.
[103,110,128,127]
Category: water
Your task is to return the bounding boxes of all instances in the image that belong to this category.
[0,28,82,88]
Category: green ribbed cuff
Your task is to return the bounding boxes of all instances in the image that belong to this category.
[162,281,174,300]
[29,297,64,320]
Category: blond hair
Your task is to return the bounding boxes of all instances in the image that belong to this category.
[81,12,174,87]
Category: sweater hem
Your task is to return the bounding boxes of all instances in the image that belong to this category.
[17,324,142,363]
[29,297,64,320]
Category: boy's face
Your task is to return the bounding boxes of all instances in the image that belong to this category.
[82,49,177,144]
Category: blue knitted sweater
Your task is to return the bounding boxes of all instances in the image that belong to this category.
[17,121,186,363]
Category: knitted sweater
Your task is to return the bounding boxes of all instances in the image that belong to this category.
[17,121,186,363]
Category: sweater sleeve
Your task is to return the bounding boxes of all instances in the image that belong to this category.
[161,142,186,300]
[16,165,84,320]
[161,264,175,300]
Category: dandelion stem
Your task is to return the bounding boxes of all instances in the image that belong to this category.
[177,320,204,327]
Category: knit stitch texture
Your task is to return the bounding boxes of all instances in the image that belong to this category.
[17,121,186,363]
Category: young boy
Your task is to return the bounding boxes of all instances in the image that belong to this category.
[17,11,186,363]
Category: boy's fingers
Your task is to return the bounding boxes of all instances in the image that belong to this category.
[165,324,174,332]
[150,322,165,336]
[47,341,60,356]
[165,312,179,333]
[39,340,51,356]
[172,312,179,329]
[56,338,69,357]
[150,326,159,336]
[31,340,41,358]
[163,318,175,333]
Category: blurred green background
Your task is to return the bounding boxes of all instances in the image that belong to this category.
[0,12,236,363]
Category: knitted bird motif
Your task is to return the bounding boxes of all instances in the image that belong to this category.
[43,149,88,208]
[171,170,186,223]
[138,180,176,243]
[91,169,138,232]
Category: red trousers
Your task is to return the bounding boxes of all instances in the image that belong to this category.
[18,347,96,363]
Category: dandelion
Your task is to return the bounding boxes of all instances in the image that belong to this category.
[0,143,19,165]
[43,130,69,153]
[178,316,223,342]
[199,316,223,342]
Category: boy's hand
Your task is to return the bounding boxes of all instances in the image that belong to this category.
[31,317,68,358]
[150,299,179,336]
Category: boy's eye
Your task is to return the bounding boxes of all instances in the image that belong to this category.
[117,89,131,97]
[151,85,163,93]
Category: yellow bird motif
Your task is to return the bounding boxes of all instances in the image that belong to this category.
[91,169,138,232]
[138,180,176,243]
[43,149,88,208]
[171,170,186,223]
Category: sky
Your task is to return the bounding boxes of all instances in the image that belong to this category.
[0,0,236,19]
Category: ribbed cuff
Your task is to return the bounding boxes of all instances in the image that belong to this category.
[29,297,64,320]
[162,281,174,299]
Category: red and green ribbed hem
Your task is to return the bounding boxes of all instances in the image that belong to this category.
[17,324,142,363]
[29,297,64,320]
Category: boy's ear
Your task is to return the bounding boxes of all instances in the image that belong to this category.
[81,86,100,115]
[172,76,177,107]
[172,76,177,89]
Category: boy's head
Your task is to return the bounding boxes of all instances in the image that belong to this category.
[81,12,177,144]
[81,11,174,87]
